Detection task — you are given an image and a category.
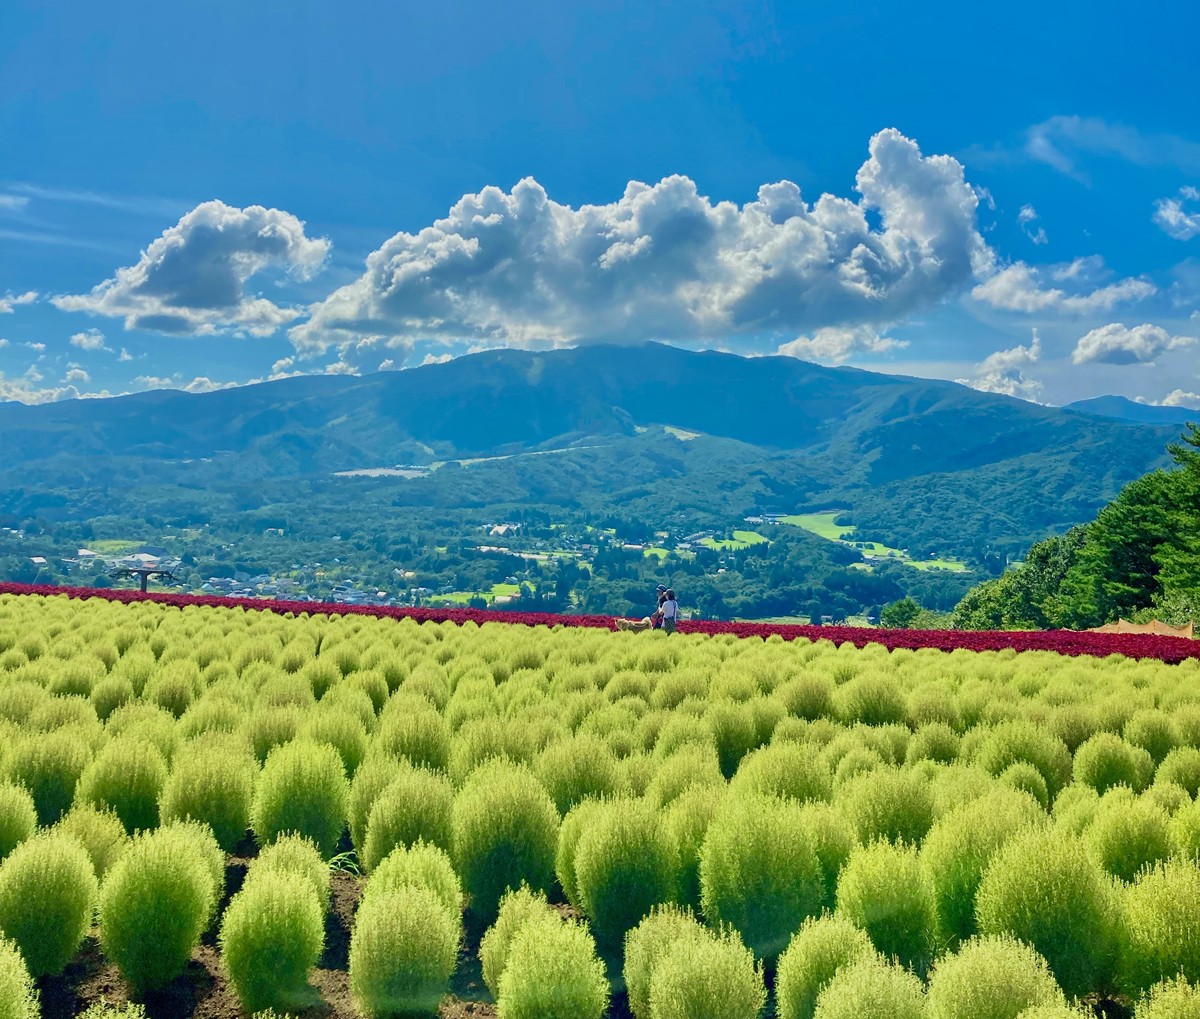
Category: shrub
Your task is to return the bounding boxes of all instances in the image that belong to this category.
[159,743,256,852]
[1121,860,1200,997]
[495,915,608,1019]
[775,914,878,1019]
[1074,733,1153,795]
[1156,746,1200,798]
[0,832,97,976]
[706,701,761,779]
[556,798,605,907]
[838,767,934,845]
[481,885,556,998]
[90,673,135,721]
[700,793,824,961]
[921,788,1045,946]
[999,762,1049,809]
[301,706,369,778]
[349,754,403,853]
[252,739,350,859]
[836,839,938,976]
[925,935,1066,1019]
[648,928,765,1019]
[77,739,169,834]
[0,937,36,1019]
[0,786,35,863]
[833,674,906,727]
[730,743,831,804]
[974,722,1072,801]
[1170,799,1200,860]
[907,723,961,766]
[811,956,927,1019]
[775,673,834,720]
[362,765,454,871]
[1134,976,1200,1019]
[573,797,677,948]
[796,801,857,910]
[534,734,620,815]
[364,841,462,917]
[6,731,91,825]
[375,708,451,774]
[349,884,460,1018]
[242,707,303,765]
[645,744,724,808]
[451,760,558,921]
[976,828,1122,998]
[661,783,724,910]
[98,825,220,992]
[1085,794,1171,882]
[53,804,129,880]
[623,905,710,1019]
[1126,710,1178,766]
[220,869,325,1013]
[253,834,331,909]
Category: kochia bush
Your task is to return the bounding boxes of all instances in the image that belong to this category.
[252,739,350,859]
[77,738,169,834]
[775,914,878,1019]
[1074,733,1154,795]
[838,767,934,845]
[0,937,36,1019]
[480,885,556,999]
[253,834,331,909]
[924,935,1066,1019]
[362,764,454,872]
[363,841,462,918]
[6,730,91,825]
[973,721,1072,801]
[811,956,927,1019]
[1134,977,1200,1019]
[159,743,257,852]
[1156,746,1200,798]
[0,832,98,976]
[0,786,35,863]
[53,805,129,880]
[1120,860,1200,998]
[623,905,709,1019]
[494,914,609,1019]
[1084,793,1171,882]
[534,733,620,815]
[647,928,765,1019]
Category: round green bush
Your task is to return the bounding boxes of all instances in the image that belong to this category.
[0,786,35,863]
[573,797,677,948]
[623,905,709,1019]
[98,825,219,993]
[556,798,605,907]
[349,884,461,1018]
[451,760,558,921]
[481,885,556,999]
[6,731,91,825]
[1012,1007,1092,1019]
[999,762,1049,809]
[648,927,765,1019]
[976,828,1122,999]
[495,914,608,1019]
[534,733,620,815]
[925,935,1066,1019]
[645,743,724,808]
[220,869,325,1013]
[921,788,1045,946]
[775,914,878,1019]
[375,707,451,774]
[1121,860,1200,997]
[241,707,302,765]
[159,743,256,852]
[1156,746,1200,799]
[974,722,1072,801]
[364,841,462,917]
[252,739,350,859]
[796,801,857,910]
[90,673,135,722]
[1134,976,1200,1019]
[76,738,169,834]
[53,804,129,880]
[1170,798,1200,860]
[700,792,824,961]
[1074,733,1153,795]
[349,753,403,853]
[838,767,934,845]
[811,956,927,1019]
[0,832,97,976]
[0,937,36,1019]
[1085,794,1171,882]
[705,701,761,779]
[907,723,962,766]
[730,743,831,804]
[1126,710,1178,767]
[836,839,938,976]
[253,834,331,909]
[301,706,369,778]
[833,674,906,727]
[362,764,454,872]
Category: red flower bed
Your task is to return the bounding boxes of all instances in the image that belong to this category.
[2,582,1197,663]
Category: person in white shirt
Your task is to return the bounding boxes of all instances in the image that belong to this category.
[660,589,679,634]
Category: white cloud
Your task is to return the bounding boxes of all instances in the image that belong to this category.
[1158,389,1200,409]
[776,325,907,365]
[134,375,176,389]
[972,260,1156,313]
[53,200,330,337]
[1072,322,1197,365]
[117,348,133,362]
[1025,116,1200,180]
[182,377,238,393]
[378,359,397,371]
[956,329,1043,401]
[0,196,30,211]
[64,367,90,383]
[0,291,36,314]
[324,360,358,375]
[1017,205,1047,245]
[292,129,992,354]
[1153,186,1200,241]
[69,328,111,352]
[0,339,7,349]
[271,356,295,374]
[23,341,45,352]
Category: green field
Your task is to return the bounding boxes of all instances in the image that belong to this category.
[699,530,769,550]
[87,539,141,554]
[782,512,968,572]
[438,581,522,605]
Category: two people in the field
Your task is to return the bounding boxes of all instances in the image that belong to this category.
[617,583,679,632]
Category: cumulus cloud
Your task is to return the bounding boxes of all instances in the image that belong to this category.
[1153,186,1200,241]
[972,260,1156,313]
[53,201,330,337]
[291,129,991,355]
[777,325,907,365]
[118,348,134,362]
[69,328,111,352]
[0,291,36,314]
[1071,322,1197,365]
[1017,205,1047,245]
[957,329,1043,401]
[64,367,90,384]
[1157,389,1200,409]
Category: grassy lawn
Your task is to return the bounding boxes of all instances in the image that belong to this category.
[907,558,969,572]
[643,546,671,560]
[700,530,770,551]
[88,539,142,553]
[439,582,522,605]
[779,512,854,541]
[782,512,970,573]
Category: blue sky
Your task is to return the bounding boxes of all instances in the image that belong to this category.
[1,0,1198,408]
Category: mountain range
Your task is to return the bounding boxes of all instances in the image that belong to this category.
[0,343,1181,560]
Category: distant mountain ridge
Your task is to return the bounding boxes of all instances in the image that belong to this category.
[1063,395,1197,427]
[0,343,1179,558]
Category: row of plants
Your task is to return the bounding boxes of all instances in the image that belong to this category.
[2,582,1198,663]
[0,592,1196,1018]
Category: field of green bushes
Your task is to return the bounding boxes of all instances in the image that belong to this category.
[0,592,1198,1019]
